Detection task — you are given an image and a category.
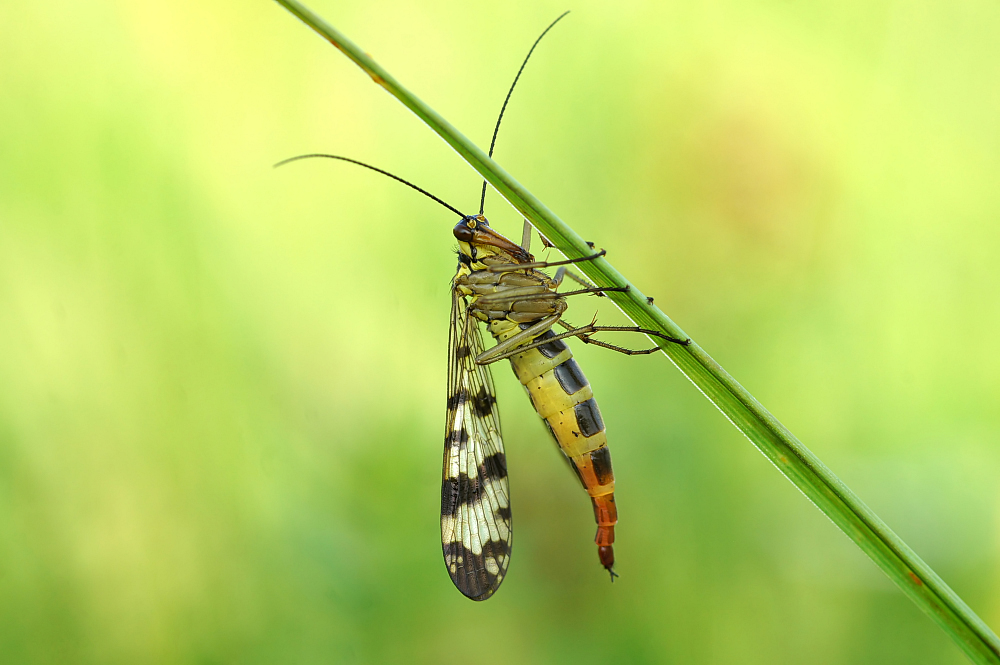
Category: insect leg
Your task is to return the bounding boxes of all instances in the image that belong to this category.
[480,315,691,363]
[479,286,627,302]
[520,219,532,252]
[564,269,597,289]
[549,266,598,290]
[564,319,690,353]
[587,324,690,346]
[577,337,662,355]
[557,286,630,298]
[487,249,607,273]
[475,286,558,304]
[548,267,605,295]
[476,321,601,363]
[473,284,627,306]
[474,314,562,365]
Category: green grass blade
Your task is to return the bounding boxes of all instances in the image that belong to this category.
[272,1,1000,661]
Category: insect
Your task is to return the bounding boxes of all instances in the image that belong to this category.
[278,14,690,601]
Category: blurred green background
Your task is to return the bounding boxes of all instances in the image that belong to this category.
[2,0,999,663]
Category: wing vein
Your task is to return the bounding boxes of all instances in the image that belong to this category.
[441,289,512,600]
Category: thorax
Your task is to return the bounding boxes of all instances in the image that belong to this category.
[453,257,564,334]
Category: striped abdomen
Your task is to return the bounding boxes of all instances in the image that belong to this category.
[488,320,618,573]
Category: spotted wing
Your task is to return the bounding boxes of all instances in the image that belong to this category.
[441,291,512,601]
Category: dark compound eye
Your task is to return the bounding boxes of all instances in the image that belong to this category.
[453,222,474,242]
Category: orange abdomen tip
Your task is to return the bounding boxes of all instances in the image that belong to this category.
[598,545,615,572]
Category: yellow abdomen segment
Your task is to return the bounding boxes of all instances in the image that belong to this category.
[489,320,618,573]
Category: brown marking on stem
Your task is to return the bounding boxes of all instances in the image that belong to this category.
[326,38,346,55]
[908,571,924,586]
[358,53,388,87]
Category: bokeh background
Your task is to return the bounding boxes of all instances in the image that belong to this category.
[2,0,999,663]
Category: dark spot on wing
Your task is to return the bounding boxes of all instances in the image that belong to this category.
[443,454,507,515]
[459,474,480,505]
[441,477,460,516]
[472,386,496,417]
[446,427,469,449]
[442,538,512,601]
[479,452,508,481]
[447,389,467,411]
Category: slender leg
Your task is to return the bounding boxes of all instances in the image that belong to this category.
[556,319,686,343]
[587,324,690,347]
[475,286,560,304]
[487,249,606,273]
[557,313,692,354]
[474,314,561,365]
[538,265,607,293]
[564,269,597,290]
[473,285,627,307]
[479,320,690,364]
[476,324,592,364]
[578,337,661,356]
[520,219,532,252]
[557,286,630,298]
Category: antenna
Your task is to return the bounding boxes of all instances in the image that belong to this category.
[275,153,467,218]
[479,11,571,215]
